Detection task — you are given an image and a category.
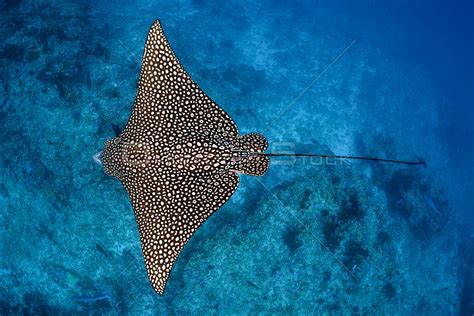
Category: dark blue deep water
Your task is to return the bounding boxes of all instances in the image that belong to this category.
[1,0,473,314]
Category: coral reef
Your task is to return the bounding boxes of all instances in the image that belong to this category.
[1,0,470,314]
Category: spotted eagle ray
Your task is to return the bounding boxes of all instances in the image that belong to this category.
[97,20,424,295]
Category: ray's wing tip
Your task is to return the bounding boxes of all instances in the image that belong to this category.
[150,19,163,31]
[152,282,166,296]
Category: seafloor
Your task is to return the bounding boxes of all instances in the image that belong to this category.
[1,0,473,314]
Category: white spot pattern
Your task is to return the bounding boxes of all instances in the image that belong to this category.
[100,20,269,295]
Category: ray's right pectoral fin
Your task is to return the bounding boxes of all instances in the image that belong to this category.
[123,171,239,295]
[125,20,239,141]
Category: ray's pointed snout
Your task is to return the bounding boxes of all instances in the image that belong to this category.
[93,151,103,165]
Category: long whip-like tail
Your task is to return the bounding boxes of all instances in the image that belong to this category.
[260,153,426,166]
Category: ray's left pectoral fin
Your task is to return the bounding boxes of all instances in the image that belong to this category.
[123,170,239,295]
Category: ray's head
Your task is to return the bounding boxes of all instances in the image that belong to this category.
[98,136,152,181]
[100,137,126,179]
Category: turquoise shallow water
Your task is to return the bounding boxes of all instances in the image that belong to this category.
[1,0,473,314]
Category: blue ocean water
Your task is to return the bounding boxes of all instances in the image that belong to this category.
[1,0,473,314]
